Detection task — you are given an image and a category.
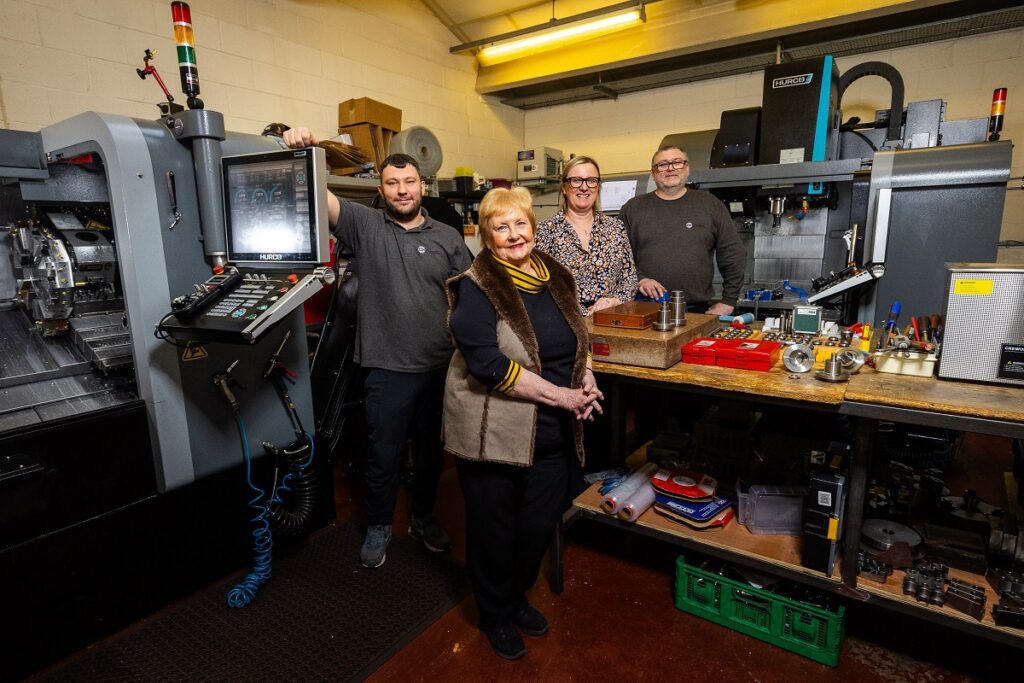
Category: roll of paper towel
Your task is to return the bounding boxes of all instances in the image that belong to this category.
[389,125,443,177]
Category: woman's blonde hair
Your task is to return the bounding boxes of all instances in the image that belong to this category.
[478,186,536,248]
[559,155,601,213]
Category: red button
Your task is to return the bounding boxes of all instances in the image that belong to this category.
[212,264,224,275]
[287,273,298,284]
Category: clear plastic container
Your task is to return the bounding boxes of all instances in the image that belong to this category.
[738,484,807,535]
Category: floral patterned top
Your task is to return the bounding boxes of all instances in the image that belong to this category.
[535,210,639,314]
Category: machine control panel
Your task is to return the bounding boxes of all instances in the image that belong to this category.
[170,272,243,319]
[161,268,334,344]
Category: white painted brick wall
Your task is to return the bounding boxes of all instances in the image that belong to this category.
[0,0,524,178]
[2,2,1022,246]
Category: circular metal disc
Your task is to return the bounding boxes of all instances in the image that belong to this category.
[862,518,923,551]
[783,343,815,373]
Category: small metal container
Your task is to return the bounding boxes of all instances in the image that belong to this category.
[670,290,686,327]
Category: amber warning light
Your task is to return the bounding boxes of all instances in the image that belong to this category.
[989,87,1007,141]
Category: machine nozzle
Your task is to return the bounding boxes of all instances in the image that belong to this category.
[769,195,787,231]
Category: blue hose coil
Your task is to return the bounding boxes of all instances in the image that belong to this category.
[226,414,315,608]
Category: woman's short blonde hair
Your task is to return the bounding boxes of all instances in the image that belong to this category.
[478,186,536,248]
[559,155,602,213]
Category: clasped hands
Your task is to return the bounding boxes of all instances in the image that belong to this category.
[558,368,603,421]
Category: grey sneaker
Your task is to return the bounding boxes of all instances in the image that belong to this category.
[408,514,452,553]
[360,524,391,568]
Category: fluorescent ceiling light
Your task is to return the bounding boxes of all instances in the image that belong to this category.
[451,2,649,67]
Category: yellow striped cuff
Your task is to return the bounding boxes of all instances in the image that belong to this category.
[494,359,522,393]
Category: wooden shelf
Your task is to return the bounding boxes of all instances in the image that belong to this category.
[574,483,1024,643]
[573,483,843,588]
[858,565,1020,637]
[576,357,1024,646]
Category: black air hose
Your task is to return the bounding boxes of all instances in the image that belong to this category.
[266,436,317,537]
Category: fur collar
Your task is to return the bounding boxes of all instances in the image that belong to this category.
[447,249,588,380]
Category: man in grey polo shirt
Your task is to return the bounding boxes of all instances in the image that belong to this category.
[285,127,472,568]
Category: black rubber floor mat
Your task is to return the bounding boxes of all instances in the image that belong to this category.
[41,523,468,682]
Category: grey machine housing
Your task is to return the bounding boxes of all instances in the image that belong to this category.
[7,109,316,493]
[665,56,1012,326]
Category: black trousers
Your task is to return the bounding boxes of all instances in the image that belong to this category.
[363,367,446,526]
[456,444,569,628]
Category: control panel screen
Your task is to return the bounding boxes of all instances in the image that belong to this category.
[222,148,328,269]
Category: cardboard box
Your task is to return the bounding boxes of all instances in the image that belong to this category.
[339,123,394,170]
[338,97,402,132]
[589,313,718,369]
[592,301,661,330]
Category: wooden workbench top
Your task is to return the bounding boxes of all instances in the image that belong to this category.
[845,369,1024,423]
[592,355,1024,423]
[592,359,847,406]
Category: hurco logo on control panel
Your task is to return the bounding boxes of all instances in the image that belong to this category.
[772,73,814,88]
[1005,344,1024,353]
[259,253,284,260]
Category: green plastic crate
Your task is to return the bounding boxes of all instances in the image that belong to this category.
[674,555,845,667]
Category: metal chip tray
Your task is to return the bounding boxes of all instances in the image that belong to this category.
[70,313,133,371]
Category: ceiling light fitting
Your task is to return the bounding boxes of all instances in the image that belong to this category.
[451,1,648,67]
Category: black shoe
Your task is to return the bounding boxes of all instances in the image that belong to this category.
[483,624,525,660]
[408,514,452,553]
[512,605,549,636]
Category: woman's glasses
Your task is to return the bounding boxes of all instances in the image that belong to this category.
[566,176,600,188]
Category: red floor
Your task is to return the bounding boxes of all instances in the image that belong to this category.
[31,435,1017,681]
[359,437,1018,682]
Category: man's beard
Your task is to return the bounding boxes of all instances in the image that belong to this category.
[385,196,422,222]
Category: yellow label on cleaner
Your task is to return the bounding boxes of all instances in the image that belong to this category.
[954,279,994,296]
[827,516,839,541]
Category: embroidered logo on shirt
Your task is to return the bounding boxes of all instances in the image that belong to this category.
[685,222,693,229]
[417,245,426,254]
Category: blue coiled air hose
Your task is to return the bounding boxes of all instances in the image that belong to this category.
[226,415,316,608]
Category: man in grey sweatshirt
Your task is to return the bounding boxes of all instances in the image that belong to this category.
[620,145,746,315]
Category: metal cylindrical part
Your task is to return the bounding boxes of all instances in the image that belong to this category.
[192,135,226,262]
[654,301,673,331]
[670,289,686,326]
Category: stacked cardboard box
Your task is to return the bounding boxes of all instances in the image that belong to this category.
[338,97,401,170]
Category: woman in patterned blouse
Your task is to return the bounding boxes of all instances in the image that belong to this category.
[535,156,639,315]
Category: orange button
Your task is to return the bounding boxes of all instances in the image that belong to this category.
[287,273,298,284]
